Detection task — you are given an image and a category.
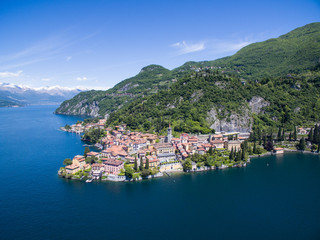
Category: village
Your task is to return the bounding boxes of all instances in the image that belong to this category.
[58,119,256,182]
[59,118,317,182]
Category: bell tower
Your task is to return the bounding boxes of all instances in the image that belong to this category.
[166,124,172,143]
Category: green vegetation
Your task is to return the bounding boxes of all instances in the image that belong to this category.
[63,158,72,165]
[56,22,320,135]
[82,128,106,143]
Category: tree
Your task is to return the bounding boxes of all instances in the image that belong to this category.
[125,166,134,178]
[253,142,257,154]
[293,127,297,141]
[265,141,274,151]
[84,147,90,157]
[282,128,285,141]
[139,157,144,171]
[296,137,306,151]
[63,158,72,165]
[183,159,192,171]
[308,128,313,142]
[241,149,246,160]
[208,147,213,156]
[64,124,71,130]
[134,157,138,171]
[141,169,151,178]
[277,127,282,141]
[313,125,318,144]
[289,132,292,141]
[145,158,149,169]
[85,156,96,164]
[229,147,234,160]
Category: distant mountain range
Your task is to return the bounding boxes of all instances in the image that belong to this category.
[0,83,86,107]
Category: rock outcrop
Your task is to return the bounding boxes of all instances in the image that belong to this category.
[206,107,252,132]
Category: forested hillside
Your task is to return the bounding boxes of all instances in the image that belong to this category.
[56,22,320,133]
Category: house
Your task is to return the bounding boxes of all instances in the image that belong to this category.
[225,140,242,151]
[103,159,124,175]
[212,134,223,141]
[65,164,80,174]
[273,148,284,154]
[72,155,86,168]
[154,143,176,162]
[211,140,225,149]
[87,151,100,159]
[144,156,160,168]
[297,127,308,135]
[91,163,105,178]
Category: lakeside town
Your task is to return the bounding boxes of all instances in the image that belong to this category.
[59,119,317,182]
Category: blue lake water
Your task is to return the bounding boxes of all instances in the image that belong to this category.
[1,105,320,240]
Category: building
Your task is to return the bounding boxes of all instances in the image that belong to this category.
[144,156,160,168]
[103,159,124,175]
[86,151,100,159]
[211,140,225,149]
[273,148,284,154]
[154,143,176,162]
[91,163,105,178]
[225,140,242,151]
[165,125,172,143]
[72,155,86,169]
[65,164,80,174]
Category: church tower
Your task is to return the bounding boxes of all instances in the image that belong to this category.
[166,124,172,143]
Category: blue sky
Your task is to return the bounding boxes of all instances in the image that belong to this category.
[0,0,319,89]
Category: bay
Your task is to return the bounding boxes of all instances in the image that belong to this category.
[0,105,320,240]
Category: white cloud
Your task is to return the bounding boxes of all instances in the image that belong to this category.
[76,76,88,81]
[41,78,51,82]
[0,70,23,78]
[171,41,206,55]
[66,56,72,61]
[213,40,252,53]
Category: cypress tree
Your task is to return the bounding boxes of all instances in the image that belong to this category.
[208,147,213,156]
[84,147,90,158]
[145,158,149,169]
[253,142,257,154]
[139,157,144,171]
[318,144,320,153]
[308,128,313,142]
[299,137,306,151]
[134,157,138,171]
[241,148,245,160]
[277,127,282,141]
[313,125,317,143]
[293,127,297,141]
[289,132,292,141]
[282,128,285,141]
[229,147,234,160]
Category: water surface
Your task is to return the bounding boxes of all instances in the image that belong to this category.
[0,106,320,240]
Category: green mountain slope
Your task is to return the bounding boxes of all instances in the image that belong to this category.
[173,22,320,79]
[55,65,176,116]
[56,22,320,125]
[107,68,320,133]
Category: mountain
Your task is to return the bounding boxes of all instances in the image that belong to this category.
[0,83,85,107]
[173,22,320,79]
[56,22,320,132]
[55,64,176,117]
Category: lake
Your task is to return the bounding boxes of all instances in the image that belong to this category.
[0,105,320,240]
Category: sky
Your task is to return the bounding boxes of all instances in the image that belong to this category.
[0,0,319,90]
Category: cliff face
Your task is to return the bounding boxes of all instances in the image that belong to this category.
[55,100,100,117]
[206,107,252,132]
[206,97,269,132]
